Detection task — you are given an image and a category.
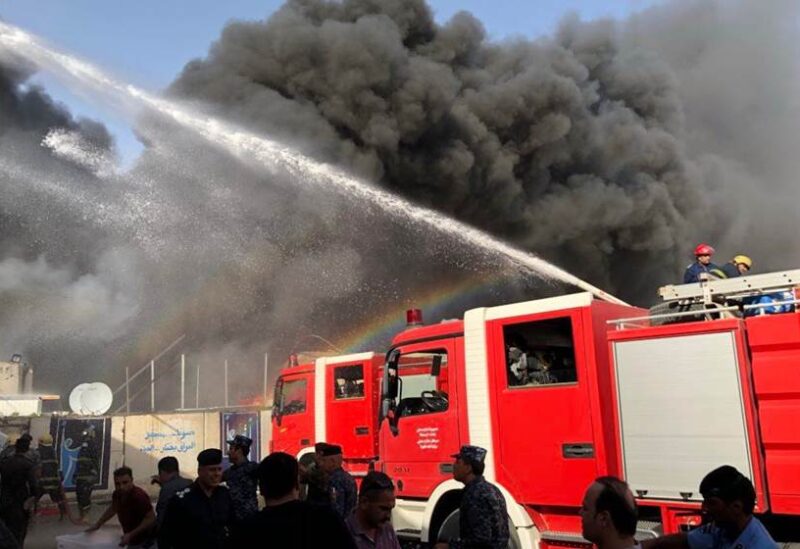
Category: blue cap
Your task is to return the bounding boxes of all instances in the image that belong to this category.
[452,445,487,464]
[226,435,253,449]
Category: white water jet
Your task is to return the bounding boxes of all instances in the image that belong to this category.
[0,21,627,305]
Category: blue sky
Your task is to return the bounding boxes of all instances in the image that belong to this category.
[0,0,660,163]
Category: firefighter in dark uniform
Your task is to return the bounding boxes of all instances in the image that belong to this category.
[36,433,69,521]
[0,434,40,546]
[720,255,753,278]
[434,445,510,549]
[74,424,100,522]
[161,448,235,549]
[683,243,721,283]
[301,442,332,505]
[320,444,357,519]
[223,435,259,523]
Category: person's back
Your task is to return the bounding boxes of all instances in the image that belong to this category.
[304,461,330,505]
[0,453,35,503]
[37,443,60,490]
[0,440,39,546]
[721,256,753,280]
[238,500,354,548]
[237,452,356,549]
[720,262,740,279]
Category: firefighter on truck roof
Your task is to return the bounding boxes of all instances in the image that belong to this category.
[720,255,753,278]
[684,243,722,283]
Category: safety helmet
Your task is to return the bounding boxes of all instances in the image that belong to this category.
[38,433,53,445]
[694,243,715,256]
[733,255,753,268]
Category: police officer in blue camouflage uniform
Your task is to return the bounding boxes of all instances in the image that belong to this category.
[320,444,357,519]
[643,466,777,549]
[223,435,259,523]
[434,445,509,549]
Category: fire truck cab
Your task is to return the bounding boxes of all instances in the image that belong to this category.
[377,270,800,547]
[378,293,642,547]
[272,352,383,474]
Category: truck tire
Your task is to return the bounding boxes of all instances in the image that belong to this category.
[648,301,722,326]
[435,509,521,549]
[298,452,316,469]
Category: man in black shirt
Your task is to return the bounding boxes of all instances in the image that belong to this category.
[0,435,39,546]
[235,452,356,548]
[152,457,192,549]
[160,449,235,549]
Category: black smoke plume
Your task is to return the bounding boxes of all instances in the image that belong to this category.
[171,0,800,296]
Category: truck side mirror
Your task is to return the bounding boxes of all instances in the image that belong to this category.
[384,349,400,400]
[431,355,442,377]
[381,350,401,432]
[272,379,283,426]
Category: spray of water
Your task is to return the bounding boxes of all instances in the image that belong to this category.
[0,21,628,306]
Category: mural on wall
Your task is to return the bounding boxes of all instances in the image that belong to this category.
[50,417,112,491]
[221,411,260,466]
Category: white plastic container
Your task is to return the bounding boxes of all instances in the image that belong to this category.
[56,530,120,549]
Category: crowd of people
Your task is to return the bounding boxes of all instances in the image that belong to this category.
[0,426,782,548]
[24,434,790,548]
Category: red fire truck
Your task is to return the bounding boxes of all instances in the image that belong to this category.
[271,352,383,475]
[376,270,800,546]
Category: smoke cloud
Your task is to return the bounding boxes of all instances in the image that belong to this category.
[171,0,800,292]
[0,0,798,401]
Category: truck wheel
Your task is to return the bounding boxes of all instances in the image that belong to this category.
[434,509,521,549]
[298,452,316,469]
[649,301,722,326]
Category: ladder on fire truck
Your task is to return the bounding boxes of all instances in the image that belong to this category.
[659,269,800,305]
[611,269,800,330]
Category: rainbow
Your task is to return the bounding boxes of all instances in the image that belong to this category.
[123,264,521,376]
[336,269,519,353]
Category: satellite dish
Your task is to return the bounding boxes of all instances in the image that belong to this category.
[69,383,91,414]
[80,383,113,415]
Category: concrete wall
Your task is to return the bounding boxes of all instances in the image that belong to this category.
[12,408,272,500]
[123,412,213,498]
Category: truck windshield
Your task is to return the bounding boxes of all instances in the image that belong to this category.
[393,351,449,418]
[276,378,308,415]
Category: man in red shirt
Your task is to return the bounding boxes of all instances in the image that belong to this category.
[87,466,155,547]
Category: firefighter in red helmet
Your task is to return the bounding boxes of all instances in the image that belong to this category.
[683,244,721,283]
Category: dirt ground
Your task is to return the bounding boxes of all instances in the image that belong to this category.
[24,499,122,549]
